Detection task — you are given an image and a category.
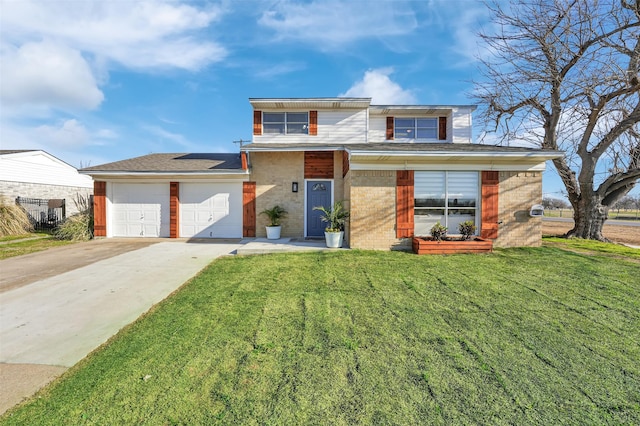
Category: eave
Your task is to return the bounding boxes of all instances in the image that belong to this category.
[249,98,371,110]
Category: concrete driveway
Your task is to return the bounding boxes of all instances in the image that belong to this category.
[0,239,241,414]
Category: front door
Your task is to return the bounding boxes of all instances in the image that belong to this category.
[306,180,332,237]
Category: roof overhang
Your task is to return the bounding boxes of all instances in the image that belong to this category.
[249,98,371,110]
[80,170,249,180]
[369,105,477,115]
[241,143,342,152]
[347,148,562,172]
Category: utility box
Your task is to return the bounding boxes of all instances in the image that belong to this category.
[529,204,544,217]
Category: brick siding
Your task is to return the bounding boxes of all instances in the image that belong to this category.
[0,181,93,216]
[494,171,542,248]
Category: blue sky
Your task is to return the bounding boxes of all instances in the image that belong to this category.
[0,0,600,199]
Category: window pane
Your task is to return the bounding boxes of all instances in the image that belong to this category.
[286,112,308,123]
[263,123,285,134]
[414,209,445,236]
[263,113,284,123]
[416,118,437,127]
[416,128,437,139]
[415,171,445,196]
[447,172,478,207]
[447,210,476,234]
[395,118,414,127]
[287,123,308,134]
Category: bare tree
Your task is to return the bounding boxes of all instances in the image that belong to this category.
[474,0,640,241]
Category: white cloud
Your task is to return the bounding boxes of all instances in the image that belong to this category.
[142,125,194,150]
[340,68,417,104]
[258,0,417,49]
[34,119,92,148]
[0,41,104,111]
[0,0,226,71]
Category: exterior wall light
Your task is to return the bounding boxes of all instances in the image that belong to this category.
[292,182,298,193]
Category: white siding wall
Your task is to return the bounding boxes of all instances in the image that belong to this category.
[255,109,367,144]
[452,107,473,144]
[0,152,93,188]
[368,116,387,142]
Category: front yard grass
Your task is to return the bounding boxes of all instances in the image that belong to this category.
[2,245,639,424]
[0,234,73,260]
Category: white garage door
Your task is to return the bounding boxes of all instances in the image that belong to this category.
[112,183,170,237]
[180,183,242,238]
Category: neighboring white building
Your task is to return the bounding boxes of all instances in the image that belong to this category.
[0,150,93,216]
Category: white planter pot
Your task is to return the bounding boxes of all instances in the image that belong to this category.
[266,225,282,240]
[324,231,344,248]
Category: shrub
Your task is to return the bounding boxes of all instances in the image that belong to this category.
[458,220,477,240]
[54,194,94,241]
[260,205,288,226]
[0,197,33,237]
[430,221,448,241]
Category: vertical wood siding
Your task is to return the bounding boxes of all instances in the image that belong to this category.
[481,171,499,239]
[170,182,179,238]
[304,151,334,179]
[241,152,248,170]
[309,110,318,135]
[386,117,394,140]
[396,170,414,238]
[243,182,256,237]
[342,151,350,178]
[93,181,106,237]
[439,116,447,140]
[253,110,262,135]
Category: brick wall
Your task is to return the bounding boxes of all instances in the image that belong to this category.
[349,170,408,250]
[0,181,93,216]
[494,171,542,248]
[249,151,345,238]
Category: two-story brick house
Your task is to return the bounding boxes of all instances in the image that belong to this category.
[82,97,561,250]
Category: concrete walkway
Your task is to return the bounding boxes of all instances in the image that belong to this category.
[0,240,241,414]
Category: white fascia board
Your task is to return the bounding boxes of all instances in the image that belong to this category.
[242,145,344,152]
[81,171,249,180]
[350,162,547,172]
[347,150,562,161]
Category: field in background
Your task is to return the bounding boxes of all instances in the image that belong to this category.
[544,209,640,220]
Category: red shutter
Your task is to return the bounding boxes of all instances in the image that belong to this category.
[342,150,349,178]
[309,110,318,136]
[170,182,179,238]
[253,110,262,135]
[304,151,334,179]
[243,182,256,237]
[439,116,447,140]
[396,170,414,238]
[481,171,499,239]
[241,152,248,170]
[386,117,394,140]
[93,181,106,237]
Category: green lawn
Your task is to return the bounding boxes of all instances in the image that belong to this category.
[0,235,73,260]
[2,245,639,424]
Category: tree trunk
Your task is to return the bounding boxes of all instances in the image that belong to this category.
[568,198,610,241]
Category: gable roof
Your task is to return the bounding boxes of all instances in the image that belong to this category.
[0,150,38,155]
[80,153,246,176]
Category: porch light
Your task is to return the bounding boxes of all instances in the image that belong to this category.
[292,182,299,193]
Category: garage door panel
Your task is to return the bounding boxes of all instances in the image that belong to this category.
[180,183,242,238]
[111,183,169,238]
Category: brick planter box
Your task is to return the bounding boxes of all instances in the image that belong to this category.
[412,237,493,255]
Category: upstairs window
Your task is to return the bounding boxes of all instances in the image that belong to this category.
[263,112,309,135]
[395,117,438,140]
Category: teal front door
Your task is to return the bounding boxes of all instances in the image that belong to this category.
[306,180,332,237]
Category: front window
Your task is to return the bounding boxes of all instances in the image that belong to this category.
[414,171,479,235]
[395,117,438,140]
[263,112,309,135]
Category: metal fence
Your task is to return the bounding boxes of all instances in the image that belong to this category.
[15,197,66,231]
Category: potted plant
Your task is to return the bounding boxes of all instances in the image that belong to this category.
[313,201,350,248]
[458,220,477,241]
[260,205,287,239]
